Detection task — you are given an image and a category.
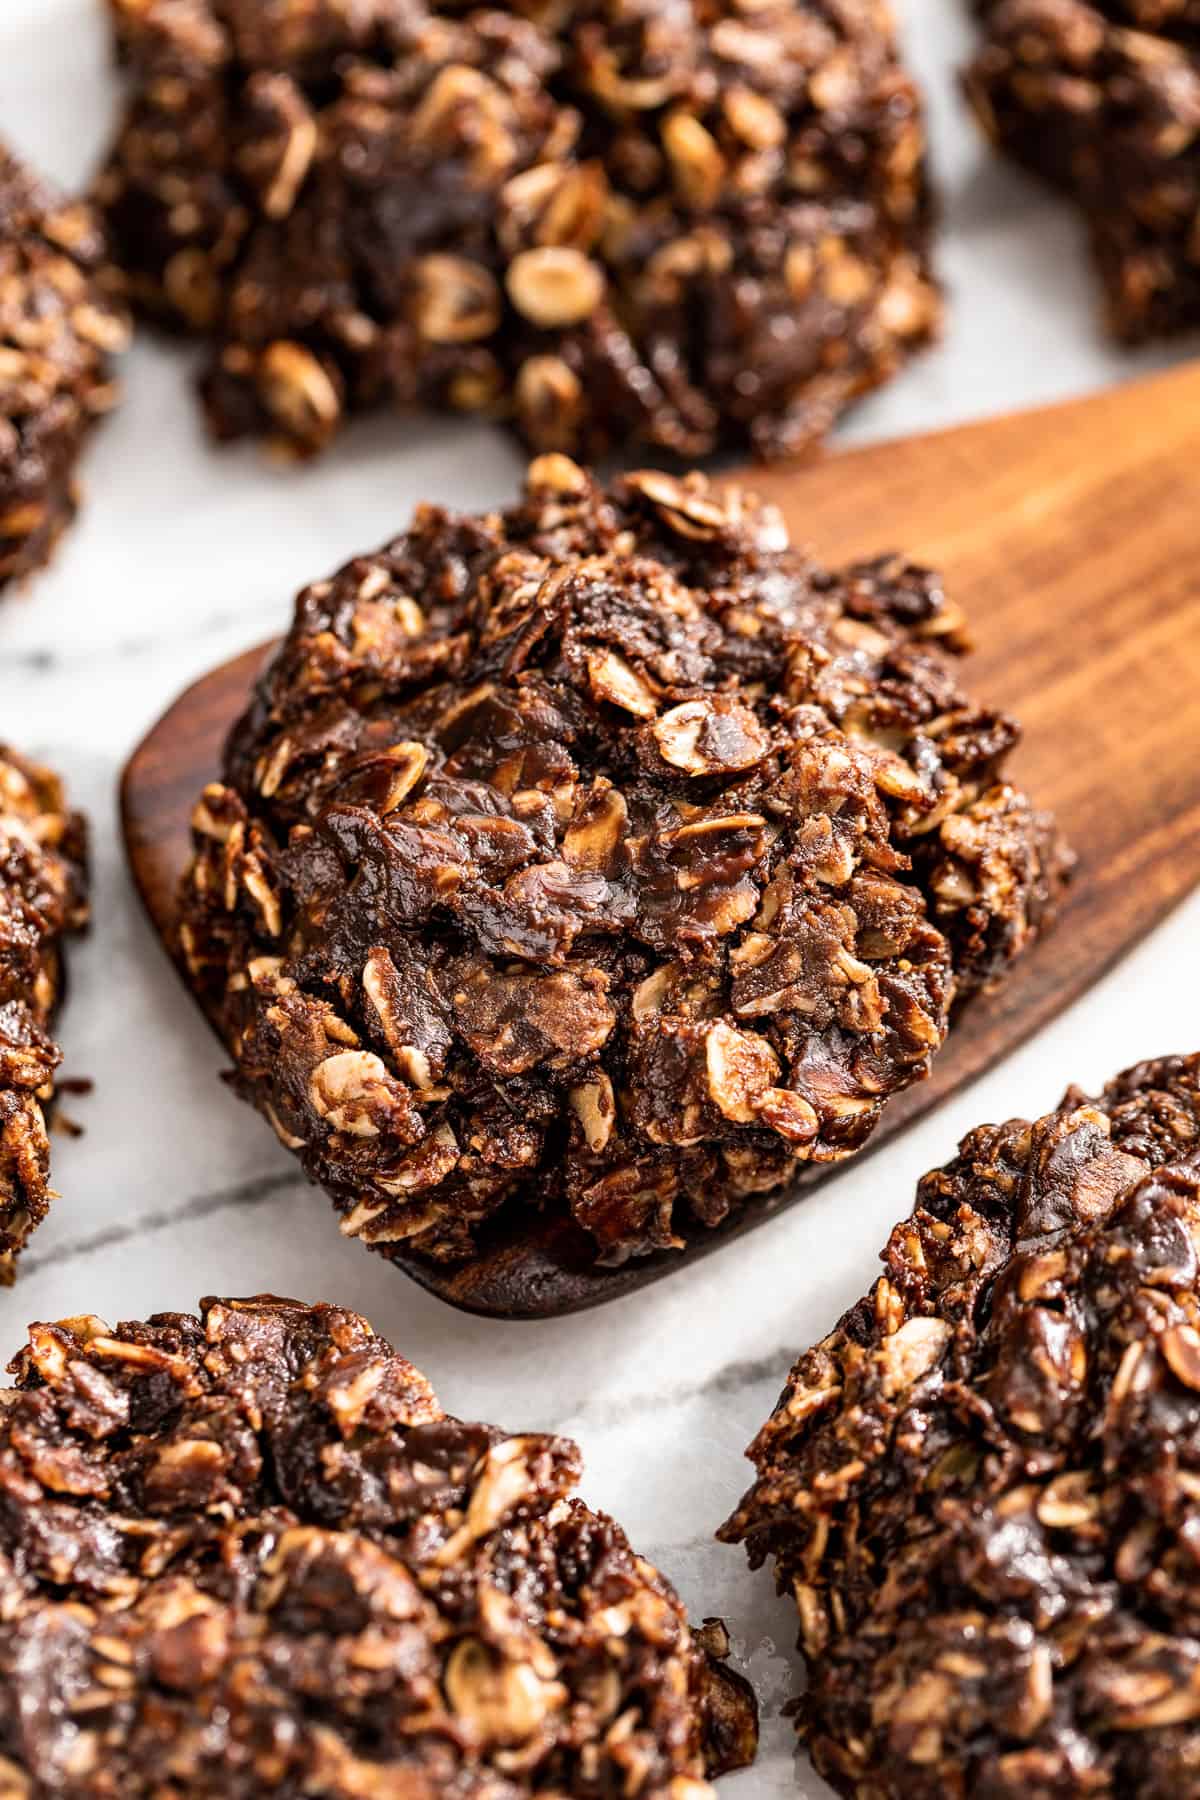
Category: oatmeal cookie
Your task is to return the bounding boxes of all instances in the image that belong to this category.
[0,139,127,587]
[178,457,1069,1272]
[0,747,88,1279]
[97,0,938,460]
[0,1292,758,1796]
[721,1053,1200,1796]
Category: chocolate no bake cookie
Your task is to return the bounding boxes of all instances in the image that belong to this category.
[97,0,938,461]
[0,749,88,1280]
[177,457,1068,1273]
[0,1292,757,1796]
[721,1052,1200,1796]
[0,140,128,588]
[965,0,1200,340]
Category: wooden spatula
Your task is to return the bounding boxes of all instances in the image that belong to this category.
[122,363,1200,1318]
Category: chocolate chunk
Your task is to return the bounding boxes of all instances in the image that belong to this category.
[0,140,128,588]
[0,749,88,1280]
[0,1293,757,1796]
[177,457,1069,1272]
[96,0,939,461]
[965,0,1200,341]
[720,1053,1200,1797]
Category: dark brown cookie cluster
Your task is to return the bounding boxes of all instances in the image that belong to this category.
[965,0,1200,340]
[0,748,88,1281]
[96,0,939,461]
[0,1293,757,1798]
[1084,0,1200,31]
[0,140,128,588]
[177,457,1068,1271]
[721,1053,1200,1797]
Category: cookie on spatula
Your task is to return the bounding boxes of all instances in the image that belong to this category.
[176,455,1069,1275]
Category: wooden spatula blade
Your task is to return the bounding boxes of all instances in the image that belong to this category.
[121,364,1200,1317]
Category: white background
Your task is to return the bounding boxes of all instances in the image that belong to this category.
[2,3,1198,1791]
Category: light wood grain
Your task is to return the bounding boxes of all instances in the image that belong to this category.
[121,363,1200,1316]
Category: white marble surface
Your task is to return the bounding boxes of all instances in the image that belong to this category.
[2,3,1199,1793]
